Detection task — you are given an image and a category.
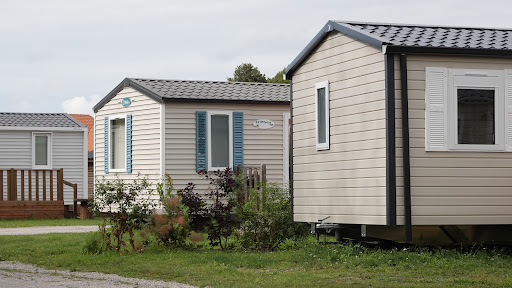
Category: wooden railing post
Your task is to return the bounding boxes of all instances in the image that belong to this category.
[73,183,78,218]
[0,170,3,201]
[20,170,25,201]
[57,168,64,201]
[9,168,17,201]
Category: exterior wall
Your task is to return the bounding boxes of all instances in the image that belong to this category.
[0,130,86,204]
[94,87,161,202]
[291,32,388,225]
[395,55,512,225]
[164,102,289,195]
[88,160,93,199]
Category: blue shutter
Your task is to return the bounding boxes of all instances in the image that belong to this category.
[126,114,132,173]
[196,111,207,172]
[233,112,244,168]
[104,117,109,174]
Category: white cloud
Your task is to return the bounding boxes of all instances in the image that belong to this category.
[61,94,101,115]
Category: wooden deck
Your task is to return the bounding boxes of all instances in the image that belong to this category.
[0,168,70,219]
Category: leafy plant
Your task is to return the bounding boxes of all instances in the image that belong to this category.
[177,182,208,232]
[236,182,307,251]
[90,176,155,253]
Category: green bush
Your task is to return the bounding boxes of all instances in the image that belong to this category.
[235,182,307,251]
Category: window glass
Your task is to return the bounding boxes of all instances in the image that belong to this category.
[211,114,229,168]
[317,87,326,144]
[111,118,126,169]
[457,89,495,145]
[35,135,48,165]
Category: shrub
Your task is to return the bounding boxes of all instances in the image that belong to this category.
[177,182,208,232]
[236,182,307,251]
[90,176,155,253]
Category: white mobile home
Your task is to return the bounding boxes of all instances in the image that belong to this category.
[285,21,512,244]
[0,113,88,205]
[93,78,290,200]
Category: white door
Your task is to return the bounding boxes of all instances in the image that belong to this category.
[283,112,290,186]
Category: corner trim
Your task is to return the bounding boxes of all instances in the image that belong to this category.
[385,53,396,226]
[289,79,294,222]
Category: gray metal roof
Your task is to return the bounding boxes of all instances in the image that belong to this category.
[94,78,290,113]
[0,113,85,128]
[339,21,512,50]
[286,20,512,79]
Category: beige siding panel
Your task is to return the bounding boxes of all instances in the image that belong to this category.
[165,102,289,196]
[394,55,512,225]
[294,214,386,225]
[94,87,161,202]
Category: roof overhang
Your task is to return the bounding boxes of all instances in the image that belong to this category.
[385,45,512,57]
[162,98,289,105]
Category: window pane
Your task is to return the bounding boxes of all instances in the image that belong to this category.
[111,118,126,169]
[35,136,48,165]
[317,87,326,144]
[457,89,495,145]
[211,115,229,168]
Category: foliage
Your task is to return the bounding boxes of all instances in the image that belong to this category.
[235,182,307,251]
[151,175,190,246]
[227,63,267,83]
[177,182,208,232]
[90,176,155,253]
[197,168,239,250]
[266,68,290,84]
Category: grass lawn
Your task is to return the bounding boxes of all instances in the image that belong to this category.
[0,218,103,228]
[0,233,511,288]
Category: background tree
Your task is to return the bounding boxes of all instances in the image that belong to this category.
[227,63,267,83]
[266,68,290,84]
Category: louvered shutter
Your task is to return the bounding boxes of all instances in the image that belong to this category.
[196,111,207,172]
[126,114,132,173]
[104,117,109,173]
[233,112,244,168]
[505,70,512,151]
[425,67,448,151]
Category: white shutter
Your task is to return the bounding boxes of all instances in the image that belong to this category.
[425,67,448,151]
[505,70,512,151]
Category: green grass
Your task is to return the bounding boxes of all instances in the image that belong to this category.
[1,233,512,288]
[0,218,103,228]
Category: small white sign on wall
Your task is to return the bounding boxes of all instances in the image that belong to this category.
[253,119,274,129]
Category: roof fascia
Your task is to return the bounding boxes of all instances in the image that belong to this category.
[386,45,512,57]
[0,126,87,132]
[93,78,164,113]
[64,113,86,128]
[285,21,385,79]
[162,98,289,105]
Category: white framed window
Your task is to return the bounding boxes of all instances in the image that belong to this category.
[426,68,507,152]
[315,80,330,150]
[32,132,52,169]
[108,115,127,172]
[207,111,233,171]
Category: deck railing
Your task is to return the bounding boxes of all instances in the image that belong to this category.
[235,164,266,207]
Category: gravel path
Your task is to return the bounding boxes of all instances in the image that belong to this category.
[0,261,197,288]
[0,225,101,235]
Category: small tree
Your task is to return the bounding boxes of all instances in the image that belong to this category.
[267,68,290,84]
[227,63,267,83]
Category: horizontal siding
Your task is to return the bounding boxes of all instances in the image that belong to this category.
[292,31,387,225]
[395,55,512,225]
[165,102,289,196]
[0,131,86,204]
[95,87,161,202]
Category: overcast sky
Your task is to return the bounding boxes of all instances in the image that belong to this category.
[1,0,511,115]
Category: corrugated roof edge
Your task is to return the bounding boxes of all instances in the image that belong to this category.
[63,113,86,128]
[285,20,512,79]
[93,78,289,113]
[336,20,512,32]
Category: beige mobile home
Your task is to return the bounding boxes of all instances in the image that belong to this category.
[93,78,290,201]
[285,21,512,244]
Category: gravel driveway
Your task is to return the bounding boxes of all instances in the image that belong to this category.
[0,261,197,288]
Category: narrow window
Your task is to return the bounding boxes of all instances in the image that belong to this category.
[32,133,52,168]
[207,111,233,170]
[110,117,126,170]
[457,89,495,145]
[315,81,330,150]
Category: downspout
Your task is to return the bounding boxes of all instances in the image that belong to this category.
[289,79,294,222]
[385,53,397,226]
[399,54,412,242]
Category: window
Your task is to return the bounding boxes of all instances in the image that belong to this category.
[207,111,233,171]
[425,67,506,152]
[315,81,330,150]
[104,114,132,174]
[32,132,52,169]
[196,111,243,172]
